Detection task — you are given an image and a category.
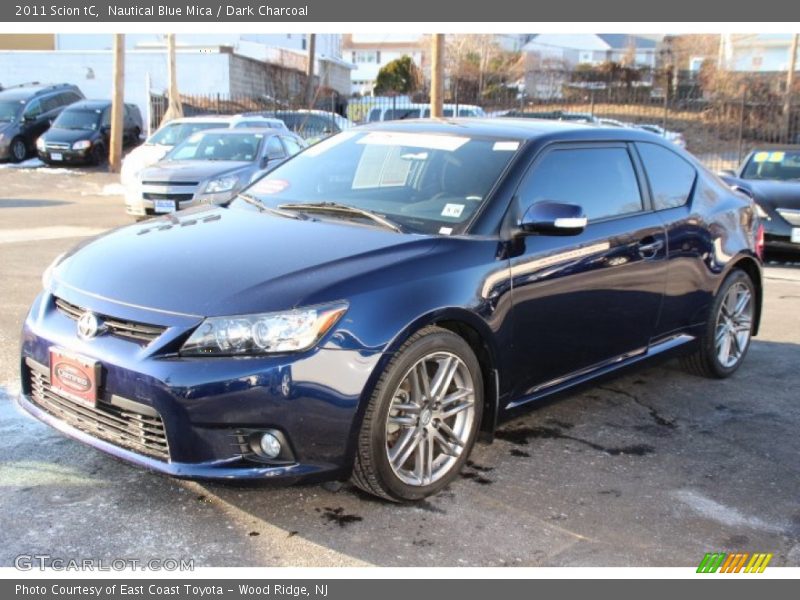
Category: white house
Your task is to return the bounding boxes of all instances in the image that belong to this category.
[522,34,659,69]
[718,34,800,72]
[343,33,425,96]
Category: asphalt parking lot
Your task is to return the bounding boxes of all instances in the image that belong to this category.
[1,162,799,568]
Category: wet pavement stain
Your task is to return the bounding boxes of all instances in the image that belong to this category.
[413,500,447,514]
[317,506,364,527]
[460,470,493,485]
[598,386,677,429]
[466,460,494,472]
[509,448,531,457]
[248,531,260,537]
[495,425,655,456]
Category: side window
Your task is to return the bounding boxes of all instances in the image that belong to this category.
[23,99,42,120]
[265,136,286,160]
[368,108,382,122]
[41,94,62,113]
[100,108,111,127]
[636,142,696,210]
[519,147,643,221]
[281,136,302,156]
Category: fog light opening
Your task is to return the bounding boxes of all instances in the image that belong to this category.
[259,432,282,459]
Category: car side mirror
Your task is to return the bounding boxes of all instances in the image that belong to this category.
[518,201,587,236]
[23,114,36,122]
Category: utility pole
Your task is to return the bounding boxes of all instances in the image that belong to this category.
[161,34,183,126]
[304,33,316,108]
[431,34,445,118]
[109,34,125,173]
[784,33,798,142]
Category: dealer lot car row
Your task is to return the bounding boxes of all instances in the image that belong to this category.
[18,119,763,501]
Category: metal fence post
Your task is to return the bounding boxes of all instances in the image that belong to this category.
[737,91,746,164]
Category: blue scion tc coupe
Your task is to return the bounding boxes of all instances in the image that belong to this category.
[18,119,764,501]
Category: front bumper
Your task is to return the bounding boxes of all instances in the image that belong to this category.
[125,180,236,217]
[38,148,93,165]
[763,217,800,253]
[20,290,382,482]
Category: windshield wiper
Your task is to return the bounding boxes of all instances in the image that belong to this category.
[277,202,404,233]
[237,193,310,220]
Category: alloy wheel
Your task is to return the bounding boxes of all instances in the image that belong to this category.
[715,281,753,368]
[385,352,475,487]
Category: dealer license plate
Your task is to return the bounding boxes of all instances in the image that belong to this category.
[154,199,177,213]
[49,347,99,407]
[791,228,800,244]
[50,152,63,161]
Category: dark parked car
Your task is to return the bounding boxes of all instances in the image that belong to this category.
[720,147,800,253]
[36,99,143,166]
[0,82,84,162]
[262,109,353,143]
[19,120,763,501]
[130,128,305,217]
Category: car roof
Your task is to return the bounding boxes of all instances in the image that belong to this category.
[0,83,78,101]
[359,117,663,143]
[187,127,280,136]
[65,99,111,110]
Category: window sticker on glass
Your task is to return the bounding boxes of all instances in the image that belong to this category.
[439,227,453,235]
[187,132,204,144]
[250,179,289,195]
[768,151,785,163]
[442,203,465,218]
[493,141,520,151]
[358,132,469,152]
[353,145,412,189]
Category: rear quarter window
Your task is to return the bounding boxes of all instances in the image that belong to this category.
[637,142,697,210]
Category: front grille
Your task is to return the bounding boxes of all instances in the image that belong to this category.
[141,180,199,186]
[27,358,170,461]
[45,142,71,150]
[142,192,195,202]
[776,208,800,227]
[55,297,167,344]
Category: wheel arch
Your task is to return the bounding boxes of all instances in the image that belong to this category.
[343,308,502,473]
[721,253,763,336]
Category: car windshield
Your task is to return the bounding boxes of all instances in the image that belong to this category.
[166,131,265,162]
[53,109,102,130]
[741,150,800,181]
[0,100,22,122]
[234,130,522,235]
[147,121,225,146]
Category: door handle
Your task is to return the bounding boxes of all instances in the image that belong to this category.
[638,238,664,258]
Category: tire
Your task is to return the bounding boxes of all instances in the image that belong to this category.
[352,326,483,501]
[9,137,27,163]
[90,145,106,166]
[680,269,756,378]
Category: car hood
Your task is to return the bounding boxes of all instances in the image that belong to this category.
[41,127,98,144]
[51,205,438,317]
[121,144,172,183]
[735,179,800,208]
[139,160,251,183]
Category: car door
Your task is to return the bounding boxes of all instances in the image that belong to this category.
[21,98,49,146]
[508,143,668,402]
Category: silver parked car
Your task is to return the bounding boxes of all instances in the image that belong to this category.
[128,128,305,218]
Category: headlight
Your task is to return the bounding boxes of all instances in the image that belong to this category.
[36,137,45,150]
[754,203,770,220]
[42,252,66,290]
[205,176,239,194]
[181,302,348,356]
[72,140,92,150]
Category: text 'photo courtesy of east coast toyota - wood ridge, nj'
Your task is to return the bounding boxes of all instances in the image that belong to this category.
[0,0,799,593]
